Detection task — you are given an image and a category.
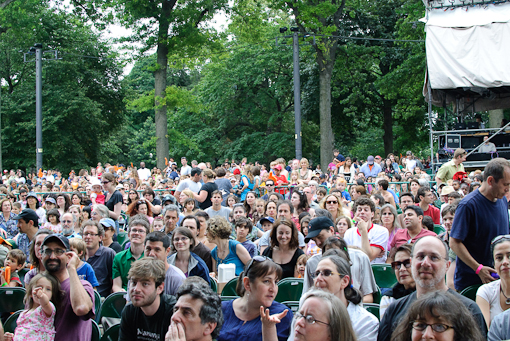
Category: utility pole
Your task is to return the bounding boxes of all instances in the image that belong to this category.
[24,44,58,172]
[0,74,2,174]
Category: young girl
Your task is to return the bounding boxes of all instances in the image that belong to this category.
[4,273,62,341]
[42,209,61,233]
[226,194,239,209]
[289,170,300,186]
[335,216,352,238]
[69,238,99,290]
[182,198,196,216]
[252,198,266,225]
[294,254,309,278]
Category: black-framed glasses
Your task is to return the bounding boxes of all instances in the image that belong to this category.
[312,269,342,279]
[83,232,99,237]
[391,258,411,270]
[101,181,110,184]
[245,256,271,275]
[173,237,189,242]
[43,248,66,256]
[326,200,338,204]
[410,321,453,333]
[295,312,329,326]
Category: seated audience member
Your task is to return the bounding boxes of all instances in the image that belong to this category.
[168,227,210,284]
[421,215,434,231]
[167,277,223,341]
[476,235,510,327]
[69,238,99,289]
[101,218,123,253]
[181,215,213,272]
[262,218,304,279]
[42,234,95,341]
[377,236,487,341]
[82,220,116,297]
[488,307,510,340]
[293,289,357,341]
[380,244,416,318]
[294,254,309,278]
[344,197,389,264]
[119,258,177,341]
[143,231,186,296]
[207,216,251,276]
[24,229,54,285]
[218,257,293,341]
[416,187,440,225]
[112,216,149,292]
[392,291,485,341]
[0,249,25,287]
[234,217,257,258]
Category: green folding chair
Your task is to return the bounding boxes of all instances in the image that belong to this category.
[363,303,380,320]
[101,323,120,341]
[371,264,398,289]
[282,301,300,313]
[96,292,127,328]
[94,290,102,321]
[220,295,240,301]
[210,277,218,293]
[460,284,482,302]
[0,287,26,314]
[4,309,22,333]
[18,268,29,286]
[91,319,101,341]
[433,224,446,235]
[373,286,382,304]
[221,277,239,296]
[275,278,303,303]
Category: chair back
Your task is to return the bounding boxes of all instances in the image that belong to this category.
[91,320,101,341]
[363,303,380,320]
[100,323,120,341]
[96,292,127,322]
[0,287,26,314]
[275,277,303,303]
[4,309,22,333]
[460,284,482,301]
[221,277,239,296]
[371,264,398,289]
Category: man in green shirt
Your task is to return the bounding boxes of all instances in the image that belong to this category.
[112,215,149,292]
[435,148,467,185]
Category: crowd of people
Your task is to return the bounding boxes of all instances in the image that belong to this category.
[0,150,508,341]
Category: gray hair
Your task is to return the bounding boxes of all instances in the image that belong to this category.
[162,204,180,217]
[380,204,401,229]
[314,208,333,221]
[92,204,110,219]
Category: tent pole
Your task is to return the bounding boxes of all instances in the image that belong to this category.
[427,70,434,172]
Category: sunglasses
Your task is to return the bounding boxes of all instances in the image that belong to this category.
[326,200,338,204]
[312,269,342,279]
[391,258,411,270]
[245,256,271,275]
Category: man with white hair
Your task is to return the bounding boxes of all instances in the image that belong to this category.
[60,212,81,239]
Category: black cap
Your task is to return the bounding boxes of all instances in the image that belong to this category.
[13,208,39,226]
[42,234,70,250]
[305,216,334,242]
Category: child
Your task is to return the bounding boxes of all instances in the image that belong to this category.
[226,194,239,209]
[1,249,26,287]
[68,238,99,289]
[234,217,256,258]
[11,202,21,215]
[335,216,352,239]
[289,170,300,186]
[42,209,61,233]
[252,199,266,225]
[316,187,327,204]
[90,179,105,205]
[182,198,196,216]
[4,273,61,341]
[259,216,274,233]
[294,254,309,278]
[151,216,164,232]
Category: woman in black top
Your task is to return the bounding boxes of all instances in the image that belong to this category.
[195,169,218,210]
[102,172,123,223]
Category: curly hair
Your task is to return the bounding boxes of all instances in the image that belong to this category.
[206,216,231,240]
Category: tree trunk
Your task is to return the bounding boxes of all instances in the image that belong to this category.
[383,100,393,155]
[319,64,334,173]
[154,20,170,170]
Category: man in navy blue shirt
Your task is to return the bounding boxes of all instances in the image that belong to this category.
[450,158,510,291]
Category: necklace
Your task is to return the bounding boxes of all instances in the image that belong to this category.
[500,287,510,305]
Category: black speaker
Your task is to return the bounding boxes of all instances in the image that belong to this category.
[445,134,461,149]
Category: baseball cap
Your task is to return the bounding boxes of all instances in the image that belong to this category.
[0,237,12,247]
[259,217,275,225]
[367,156,375,165]
[45,197,56,205]
[162,194,176,205]
[305,216,334,242]
[274,165,283,171]
[99,218,116,229]
[375,155,381,159]
[181,156,187,160]
[13,208,39,225]
[42,234,70,251]
[26,192,38,200]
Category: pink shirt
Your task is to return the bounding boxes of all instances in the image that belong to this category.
[390,228,437,250]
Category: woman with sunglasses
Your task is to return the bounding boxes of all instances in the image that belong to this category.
[126,190,140,207]
[262,218,304,279]
[102,172,123,224]
[319,193,349,222]
[218,257,293,341]
[476,234,510,327]
[311,254,378,341]
[293,289,357,341]
[168,227,210,285]
[380,244,416,318]
[392,290,485,341]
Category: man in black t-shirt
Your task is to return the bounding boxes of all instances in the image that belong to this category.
[119,258,177,341]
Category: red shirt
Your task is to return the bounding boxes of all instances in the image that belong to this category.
[390,228,437,250]
[421,204,441,225]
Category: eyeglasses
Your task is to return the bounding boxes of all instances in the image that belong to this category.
[83,233,99,237]
[295,312,329,326]
[391,258,411,270]
[326,200,338,204]
[101,181,110,184]
[312,269,342,279]
[130,228,147,234]
[245,256,271,275]
[43,248,66,256]
[173,237,189,242]
[410,321,453,333]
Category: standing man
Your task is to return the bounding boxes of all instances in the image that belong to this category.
[180,157,192,176]
[360,156,382,179]
[13,209,39,259]
[205,191,231,220]
[112,217,149,292]
[378,236,487,341]
[174,168,202,204]
[82,220,116,297]
[143,232,186,296]
[137,162,152,182]
[344,197,389,264]
[435,148,467,185]
[416,187,441,225]
[41,234,95,340]
[119,258,177,341]
[450,158,510,291]
[162,205,180,239]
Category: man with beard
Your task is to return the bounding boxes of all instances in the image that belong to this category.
[119,257,177,341]
[60,212,81,239]
[41,234,95,341]
[377,236,487,341]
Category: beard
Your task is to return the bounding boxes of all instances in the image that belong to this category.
[44,259,63,273]
[62,226,74,236]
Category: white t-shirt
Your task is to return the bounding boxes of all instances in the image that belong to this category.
[476,279,506,323]
[137,167,151,181]
[181,165,192,176]
[205,206,231,220]
[406,159,418,171]
[175,179,202,193]
[344,223,389,264]
[347,302,379,341]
